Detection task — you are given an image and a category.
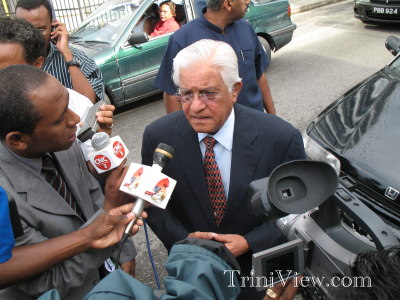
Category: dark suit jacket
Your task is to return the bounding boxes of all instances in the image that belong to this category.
[0,142,135,300]
[142,103,305,252]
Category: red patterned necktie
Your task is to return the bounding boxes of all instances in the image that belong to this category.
[41,153,84,219]
[203,136,227,226]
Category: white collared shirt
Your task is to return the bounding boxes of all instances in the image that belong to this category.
[67,88,94,160]
[198,108,235,198]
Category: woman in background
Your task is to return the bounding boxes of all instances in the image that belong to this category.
[150,1,180,37]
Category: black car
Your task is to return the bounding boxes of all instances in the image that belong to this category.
[354,0,400,23]
[303,36,400,239]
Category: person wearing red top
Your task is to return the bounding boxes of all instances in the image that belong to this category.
[150,1,180,37]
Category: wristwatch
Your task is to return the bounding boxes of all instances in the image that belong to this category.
[66,59,81,68]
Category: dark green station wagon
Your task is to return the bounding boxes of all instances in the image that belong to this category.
[70,0,296,107]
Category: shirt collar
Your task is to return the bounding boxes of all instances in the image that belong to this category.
[200,7,235,33]
[164,17,176,25]
[198,107,235,151]
[45,42,57,62]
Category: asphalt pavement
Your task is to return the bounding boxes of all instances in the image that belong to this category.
[291,0,348,14]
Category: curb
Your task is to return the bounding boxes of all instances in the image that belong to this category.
[291,0,349,14]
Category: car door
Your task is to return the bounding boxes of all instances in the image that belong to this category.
[115,0,191,105]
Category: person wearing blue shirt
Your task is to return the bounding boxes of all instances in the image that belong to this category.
[0,187,14,264]
[155,0,276,114]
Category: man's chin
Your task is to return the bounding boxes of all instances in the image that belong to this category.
[52,143,75,153]
[191,124,217,134]
[54,138,77,153]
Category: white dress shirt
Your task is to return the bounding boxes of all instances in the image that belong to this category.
[198,108,235,199]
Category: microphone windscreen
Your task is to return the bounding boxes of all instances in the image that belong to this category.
[156,143,174,158]
[153,143,175,169]
[91,132,110,150]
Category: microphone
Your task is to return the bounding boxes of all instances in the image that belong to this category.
[123,143,174,235]
[87,132,129,174]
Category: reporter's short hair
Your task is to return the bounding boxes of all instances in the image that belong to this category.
[0,17,45,65]
[0,65,49,139]
[172,39,241,91]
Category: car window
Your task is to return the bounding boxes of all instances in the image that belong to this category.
[133,0,187,39]
[193,0,206,16]
[132,3,160,35]
[71,1,140,45]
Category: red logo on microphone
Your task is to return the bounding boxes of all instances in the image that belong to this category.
[94,155,111,170]
[113,141,125,159]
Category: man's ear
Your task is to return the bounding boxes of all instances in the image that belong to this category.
[32,56,45,69]
[223,0,233,11]
[231,81,243,102]
[5,132,30,152]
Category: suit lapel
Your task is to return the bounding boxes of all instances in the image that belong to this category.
[175,115,217,229]
[0,142,83,219]
[224,105,261,224]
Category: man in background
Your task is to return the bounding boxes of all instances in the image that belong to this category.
[155,0,275,114]
[16,0,103,103]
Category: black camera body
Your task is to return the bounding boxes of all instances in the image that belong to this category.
[249,161,400,299]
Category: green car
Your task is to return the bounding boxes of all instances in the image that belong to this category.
[70,0,296,107]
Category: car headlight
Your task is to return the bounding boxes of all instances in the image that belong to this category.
[303,134,341,176]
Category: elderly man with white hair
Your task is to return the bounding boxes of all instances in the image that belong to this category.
[142,39,306,299]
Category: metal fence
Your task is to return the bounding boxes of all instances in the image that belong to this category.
[1,0,106,30]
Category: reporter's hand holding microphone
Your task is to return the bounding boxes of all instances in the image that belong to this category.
[82,203,148,249]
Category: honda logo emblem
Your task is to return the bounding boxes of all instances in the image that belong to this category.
[385,187,399,200]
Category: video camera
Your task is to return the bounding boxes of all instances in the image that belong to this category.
[247,160,400,299]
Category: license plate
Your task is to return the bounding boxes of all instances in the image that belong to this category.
[373,7,399,14]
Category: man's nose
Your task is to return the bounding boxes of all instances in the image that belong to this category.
[68,109,80,127]
[189,94,206,111]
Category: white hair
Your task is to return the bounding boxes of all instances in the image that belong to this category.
[172,39,242,91]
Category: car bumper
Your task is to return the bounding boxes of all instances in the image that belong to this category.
[354,2,400,23]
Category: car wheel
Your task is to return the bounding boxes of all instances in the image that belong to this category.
[103,93,112,105]
[258,36,271,62]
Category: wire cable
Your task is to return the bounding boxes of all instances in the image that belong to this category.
[115,219,161,290]
[143,219,161,289]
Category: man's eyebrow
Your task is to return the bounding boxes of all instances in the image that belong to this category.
[200,87,219,91]
[179,87,219,92]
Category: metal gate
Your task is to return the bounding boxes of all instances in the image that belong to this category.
[1,0,106,30]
